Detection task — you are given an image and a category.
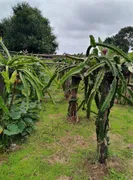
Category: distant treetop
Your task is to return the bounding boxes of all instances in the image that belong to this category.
[104,26,133,53]
[0,2,58,54]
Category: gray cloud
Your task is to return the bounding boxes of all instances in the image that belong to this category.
[0,0,133,53]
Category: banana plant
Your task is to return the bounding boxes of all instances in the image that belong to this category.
[59,35,133,163]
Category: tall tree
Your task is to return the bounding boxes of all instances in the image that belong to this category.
[0,2,58,53]
[104,26,133,53]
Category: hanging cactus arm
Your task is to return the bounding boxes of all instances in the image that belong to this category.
[86,45,92,57]
[95,92,100,109]
[84,62,105,77]
[43,73,57,91]
[100,78,117,113]
[86,69,105,119]
[99,56,117,76]
[77,99,85,111]
[59,62,86,86]
[86,35,97,57]
[118,93,133,105]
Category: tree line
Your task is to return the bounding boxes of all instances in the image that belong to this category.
[0,2,133,54]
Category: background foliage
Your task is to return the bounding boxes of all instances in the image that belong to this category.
[104,26,133,53]
[0,2,58,54]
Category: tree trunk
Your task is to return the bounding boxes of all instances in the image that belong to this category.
[62,78,71,100]
[96,109,109,163]
[67,76,81,122]
[96,78,111,163]
[96,75,118,163]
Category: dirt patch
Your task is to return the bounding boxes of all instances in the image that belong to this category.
[109,133,123,143]
[59,135,88,152]
[126,144,133,149]
[47,152,69,164]
[88,132,123,144]
[46,134,89,165]
[56,175,73,180]
[49,114,63,119]
[83,157,125,180]
[0,156,8,166]
[88,133,96,141]
[106,157,125,172]
[128,159,133,173]
[84,160,107,180]
[21,155,30,161]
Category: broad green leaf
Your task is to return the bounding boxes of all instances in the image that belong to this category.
[28,101,37,109]
[4,124,21,136]
[19,101,28,114]
[10,105,21,119]
[10,111,21,120]
[24,118,34,126]
[18,121,26,132]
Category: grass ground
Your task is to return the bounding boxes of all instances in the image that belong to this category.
[0,90,133,180]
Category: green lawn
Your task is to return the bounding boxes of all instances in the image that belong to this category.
[0,90,133,180]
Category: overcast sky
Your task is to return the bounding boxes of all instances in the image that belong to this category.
[0,0,133,54]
